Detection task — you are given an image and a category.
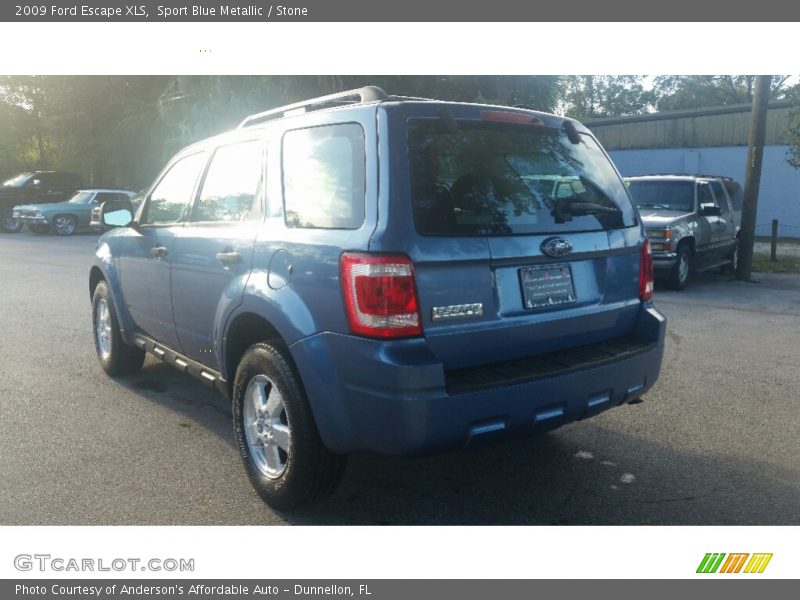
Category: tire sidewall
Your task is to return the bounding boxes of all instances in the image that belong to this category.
[92,282,115,373]
[232,343,333,509]
[669,244,690,290]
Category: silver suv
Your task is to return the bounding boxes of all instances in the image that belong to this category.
[625,175,742,289]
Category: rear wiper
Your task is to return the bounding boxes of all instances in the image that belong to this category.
[551,197,620,222]
[564,202,620,214]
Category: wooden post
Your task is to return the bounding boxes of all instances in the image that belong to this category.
[737,76,772,281]
[770,219,779,262]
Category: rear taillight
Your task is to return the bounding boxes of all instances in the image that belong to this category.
[639,239,654,301]
[340,253,422,338]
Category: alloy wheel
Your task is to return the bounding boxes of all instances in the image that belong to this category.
[243,374,291,478]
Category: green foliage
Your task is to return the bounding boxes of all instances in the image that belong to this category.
[562,76,656,120]
[0,76,168,188]
[653,75,790,112]
[785,86,800,169]
[156,75,561,151]
[0,76,561,189]
[6,75,798,188]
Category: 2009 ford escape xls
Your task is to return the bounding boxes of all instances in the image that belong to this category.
[89,87,666,508]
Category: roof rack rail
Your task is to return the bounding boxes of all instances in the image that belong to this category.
[237,86,389,129]
[638,173,734,180]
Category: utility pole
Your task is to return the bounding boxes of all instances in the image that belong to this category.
[737,75,771,281]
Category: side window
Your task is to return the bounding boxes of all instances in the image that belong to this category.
[141,153,206,226]
[194,140,263,223]
[95,193,126,204]
[709,181,730,214]
[35,173,55,187]
[696,182,714,211]
[282,123,365,229]
[724,180,743,212]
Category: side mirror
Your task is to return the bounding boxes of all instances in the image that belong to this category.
[101,199,134,228]
[699,204,722,217]
[30,179,42,187]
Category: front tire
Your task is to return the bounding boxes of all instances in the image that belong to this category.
[1,212,23,233]
[667,243,691,290]
[92,281,145,375]
[232,343,346,509]
[54,214,77,236]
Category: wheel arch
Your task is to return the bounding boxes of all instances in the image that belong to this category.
[222,311,287,396]
[89,252,136,335]
[89,266,105,300]
[677,235,695,255]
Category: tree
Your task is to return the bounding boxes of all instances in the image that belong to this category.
[0,76,168,188]
[157,75,562,151]
[785,83,800,169]
[562,76,656,120]
[653,75,790,112]
[0,76,562,189]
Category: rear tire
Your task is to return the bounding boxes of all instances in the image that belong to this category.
[666,243,691,290]
[232,342,346,509]
[721,241,739,274]
[92,281,145,375]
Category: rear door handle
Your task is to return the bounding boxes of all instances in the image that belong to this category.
[216,250,241,265]
[150,245,167,259]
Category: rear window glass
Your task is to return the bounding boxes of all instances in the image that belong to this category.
[626,180,695,212]
[408,120,635,236]
[282,123,365,229]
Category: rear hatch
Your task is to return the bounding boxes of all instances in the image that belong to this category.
[378,103,645,371]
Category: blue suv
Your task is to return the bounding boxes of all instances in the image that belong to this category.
[90,87,666,508]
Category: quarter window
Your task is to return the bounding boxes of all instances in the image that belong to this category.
[282,124,365,229]
[142,153,206,225]
[195,140,264,222]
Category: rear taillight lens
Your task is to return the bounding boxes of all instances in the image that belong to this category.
[340,253,422,338]
[639,239,654,301]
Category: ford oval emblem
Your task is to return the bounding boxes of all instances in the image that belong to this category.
[541,237,573,258]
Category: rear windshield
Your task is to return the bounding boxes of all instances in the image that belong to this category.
[626,180,695,212]
[408,119,635,236]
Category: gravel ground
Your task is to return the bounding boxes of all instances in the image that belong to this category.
[753,240,800,257]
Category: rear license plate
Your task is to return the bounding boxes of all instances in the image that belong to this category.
[519,264,576,309]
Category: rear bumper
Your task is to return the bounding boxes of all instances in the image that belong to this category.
[290,304,666,456]
[16,215,47,223]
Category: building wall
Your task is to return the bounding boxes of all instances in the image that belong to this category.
[588,103,792,150]
[609,145,800,238]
